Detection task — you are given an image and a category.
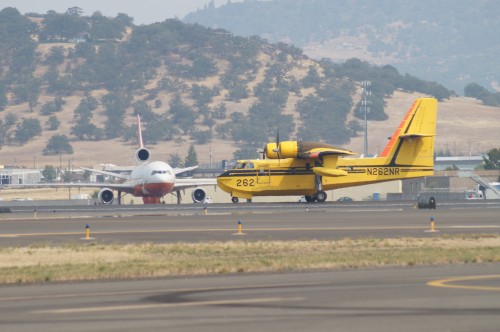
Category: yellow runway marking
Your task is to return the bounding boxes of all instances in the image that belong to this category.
[1,225,500,238]
[0,226,430,238]
[34,296,304,314]
[0,222,500,238]
[428,275,500,291]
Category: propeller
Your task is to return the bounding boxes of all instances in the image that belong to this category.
[272,129,281,159]
[271,129,282,163]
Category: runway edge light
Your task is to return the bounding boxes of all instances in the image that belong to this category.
[425,217,439,233]
[81,224,94,240]
[233,220,245,236]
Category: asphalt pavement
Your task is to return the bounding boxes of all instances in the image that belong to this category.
[1,200,499,331]
[1,264,499,332]
[0,201,499,245]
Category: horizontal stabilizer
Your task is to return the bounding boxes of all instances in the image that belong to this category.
[313,167,348,177]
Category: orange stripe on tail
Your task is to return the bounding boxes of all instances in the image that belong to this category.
[380,99,419,157]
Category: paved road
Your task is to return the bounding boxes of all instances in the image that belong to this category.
[1,264,499,332]
[0,203,499,246]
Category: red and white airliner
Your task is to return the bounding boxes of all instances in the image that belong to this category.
[30,116,216,204]
[76,115,217,204]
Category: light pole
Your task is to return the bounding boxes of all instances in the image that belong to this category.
[361,81,371,156]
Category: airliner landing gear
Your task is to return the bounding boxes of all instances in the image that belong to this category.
[314,190,327,203]
[231,197,239,203]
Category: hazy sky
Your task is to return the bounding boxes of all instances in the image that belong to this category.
[0,0,241,24]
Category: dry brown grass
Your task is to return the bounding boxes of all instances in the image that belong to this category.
[1,235,499,284]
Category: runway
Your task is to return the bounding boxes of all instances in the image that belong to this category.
[1,201,499,331]
[1,264,499,332]
[0,201,499,246]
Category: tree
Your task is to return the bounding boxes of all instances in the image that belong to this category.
[45,46,65,68]
[464,83,500,106]
[89,11,125,41]
[301,65,321,88]
[233,147,259,160]
[42,165,57,182]
[213,103,227,119]
[483,148,500,170]
[71,119,100,140]
[46,115,60,131]
[14,118,42,144]
[184,144,199,167]
[41,12,88,41]
[43,134,73,155]
[191,129,212,144]
[168,94,197,134]
[168,153,183,168]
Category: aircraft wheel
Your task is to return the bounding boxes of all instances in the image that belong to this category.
[231,197,239,203]
[315,191,327,203]
[305,195,315,203]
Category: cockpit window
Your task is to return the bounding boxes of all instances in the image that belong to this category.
[151,170,171,175]
[235,162,254,169]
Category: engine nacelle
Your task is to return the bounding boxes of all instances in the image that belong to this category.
[265,141,299,159]
[191,188,207,203]
[135,147,150,163]
[98,188,114,204]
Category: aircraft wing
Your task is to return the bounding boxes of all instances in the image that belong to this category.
[173,177,217,191]
[399,133,435,139]
[81,167,131,180]
[173,165,198,175]
[305,148,355,159]
[8,182,133,191]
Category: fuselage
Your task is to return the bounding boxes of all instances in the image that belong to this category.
[217,156,433,200]
[127,161,175,197]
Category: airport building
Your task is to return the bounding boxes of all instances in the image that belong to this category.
[434,156,484,171]
[0,167,41,186]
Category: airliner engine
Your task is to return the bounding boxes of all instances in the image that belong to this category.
[98,188,114,204]
[135,147,150,163]
[191,188,207,203]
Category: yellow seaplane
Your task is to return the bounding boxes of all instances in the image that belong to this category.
[217,97,437,203]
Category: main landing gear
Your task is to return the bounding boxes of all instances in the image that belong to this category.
[231,197,253,203]
[304,190,327,203]
[306,171,327,203]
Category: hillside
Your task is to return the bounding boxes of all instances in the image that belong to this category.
[184,0,500,94]
[0,7,498,171]
[2,92,498,168]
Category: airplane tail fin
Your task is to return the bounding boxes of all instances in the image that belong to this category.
[380,98,437,169]
[137,115,144,148]
[135,115,150,163]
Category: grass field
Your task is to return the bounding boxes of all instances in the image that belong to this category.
[1,234,499,284]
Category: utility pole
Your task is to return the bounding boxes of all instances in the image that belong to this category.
[209,145,213,169]
[361,81,371,156]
